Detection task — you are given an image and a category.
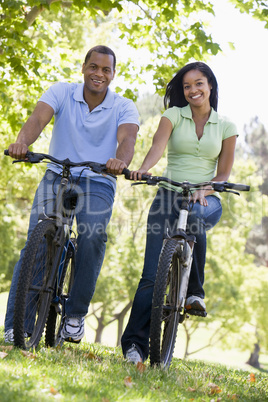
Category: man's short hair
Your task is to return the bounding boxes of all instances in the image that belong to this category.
[84,46,116,69]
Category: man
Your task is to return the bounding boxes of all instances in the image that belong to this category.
[5,45,139,343]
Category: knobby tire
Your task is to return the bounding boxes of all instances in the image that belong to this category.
[149,238,182,368]
[13,220,57,349]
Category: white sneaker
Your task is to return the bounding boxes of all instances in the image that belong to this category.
[4,329,14,344]
[4,329,30,344]
[61,316,85,343]
[185,296,206,311]
[126,344,142,364]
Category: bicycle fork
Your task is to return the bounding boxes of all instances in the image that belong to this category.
[174,203,194,315]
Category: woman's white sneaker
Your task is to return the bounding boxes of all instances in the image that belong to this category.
[185,296,206,311]
[125,344,142,364]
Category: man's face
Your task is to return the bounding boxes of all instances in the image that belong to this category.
[82,51,115,96]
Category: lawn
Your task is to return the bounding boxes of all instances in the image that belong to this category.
[0,328,268,402]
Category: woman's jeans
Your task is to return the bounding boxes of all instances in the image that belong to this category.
[5,170,114,332]
[121,187,222,361]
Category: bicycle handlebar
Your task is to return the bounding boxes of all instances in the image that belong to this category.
[4,150,116,179]
[121,168,250,194]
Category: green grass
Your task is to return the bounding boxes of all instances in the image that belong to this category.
[0,329,267,401]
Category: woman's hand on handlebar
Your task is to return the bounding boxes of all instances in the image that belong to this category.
[129,169,152,181]
[8,143,29,160]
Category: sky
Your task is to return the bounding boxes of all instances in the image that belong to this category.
[207,0,268,135]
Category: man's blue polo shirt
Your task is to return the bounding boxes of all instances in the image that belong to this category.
[39,82,139,189]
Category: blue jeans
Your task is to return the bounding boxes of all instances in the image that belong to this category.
[5,170,114,331]
[121,187,222,361]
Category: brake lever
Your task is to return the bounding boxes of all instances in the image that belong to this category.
[131,182,146,186]
[131,180,158,186]
[90,163,117,180]
[213,183,240,196]
[12,159,29,164]
[12,152,43,164]
[225,190,240,196]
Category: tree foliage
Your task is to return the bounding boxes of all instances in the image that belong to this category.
[229,0,268,27]
[244,119,268,266]
[181,157,267,358]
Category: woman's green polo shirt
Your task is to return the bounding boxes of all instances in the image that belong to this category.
[161,104,238,192]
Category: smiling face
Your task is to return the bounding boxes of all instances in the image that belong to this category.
[182,69,212,109]
[82,51,115,99]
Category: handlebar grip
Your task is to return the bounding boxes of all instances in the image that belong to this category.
[226,183,250,191]
[141,173,152,181]
[122,168,152,182]
[4,149,9,156]
[122,168,131,179]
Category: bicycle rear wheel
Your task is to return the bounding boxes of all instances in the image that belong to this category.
[45,239,76,347]
[13,220,58,349]
[149,238,186,368]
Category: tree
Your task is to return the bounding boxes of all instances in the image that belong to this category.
[241,118,268,366]
[180,157,263,359]
[229,0,268,27]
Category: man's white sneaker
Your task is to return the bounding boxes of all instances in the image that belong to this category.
[61,316,85,343]
[4,329,14,344]
[185,295,206,311]
[4,329,30,344]
[125,344,142,364]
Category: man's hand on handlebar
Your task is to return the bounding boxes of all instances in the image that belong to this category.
[8,143,29,160]
[106,158,128,175]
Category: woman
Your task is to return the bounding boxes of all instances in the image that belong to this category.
[121,62,238,364]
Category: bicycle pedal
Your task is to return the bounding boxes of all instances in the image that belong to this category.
[186,309,207,317]
[65,337,82,344]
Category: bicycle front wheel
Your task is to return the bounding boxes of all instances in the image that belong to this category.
[13,220,57,349]
[45,239,76,347]
[149,238,185,368]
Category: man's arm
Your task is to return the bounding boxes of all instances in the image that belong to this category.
[106,123,138,174]
[8,102,54,159]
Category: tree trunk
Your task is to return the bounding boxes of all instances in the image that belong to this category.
[94,317,105,343]
[246,342,260,368]
[115,300,132,346]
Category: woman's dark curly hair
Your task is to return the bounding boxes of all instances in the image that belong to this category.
[164,62,218,111]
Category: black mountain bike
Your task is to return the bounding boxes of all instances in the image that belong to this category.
[4,150,115,350]
[123,169,250,368]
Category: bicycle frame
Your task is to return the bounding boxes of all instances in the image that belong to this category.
[164,187,196,319]
[38,167,78,307]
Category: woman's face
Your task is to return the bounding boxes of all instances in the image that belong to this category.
[182,69,212,109]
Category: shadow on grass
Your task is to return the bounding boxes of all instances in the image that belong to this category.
[246,362,268,374]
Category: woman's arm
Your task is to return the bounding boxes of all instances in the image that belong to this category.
[192,135,237,206]
[131,116,173,180]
